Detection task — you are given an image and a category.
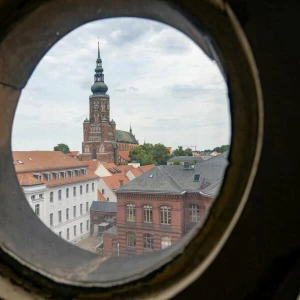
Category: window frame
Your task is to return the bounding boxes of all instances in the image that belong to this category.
[126,232,136,248]
[160,205,171,225]
[143,233,154,250]
[143,204,153,223]
[189,204,200,222]
[126,203,136,222]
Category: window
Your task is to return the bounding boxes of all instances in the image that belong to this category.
[143,205,153,223]
[161,236,171,249]
[58,190,62,200]
[68,170,74,178]
[66,188,69,198]
[86,202,89,212]
[50,192,53,203]
[160,206,171,225]
[66,208,69,220]
[86,184,89,193]
[80,185,83,195]
[61,171,67,179]
[126,203,136,222]
[31,195,35,200]
[33,173,42,181]
[53,172,60,180]
[73,206,76,218]
[58,210,62,223]
[73,186,76,197]
[193,174,200,182]
[67,228,70,240]
[50,213,53,226]
[80,204,83,215]
[126,232,136,248]
[81,168,87,175]
[39,194,43,198]
[35,204,40,216]
[189,204,200,222]
[44,173,52,181]
[102,189,105,194]
[80,222,83,234]
[58,231,62,237]
[73,225,76,237]
[107,197,110,201]
[92,182,94,192]
[86,220,89,231]
[143,233,154,250]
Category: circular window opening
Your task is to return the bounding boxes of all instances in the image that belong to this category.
[0,1,262,298]
[12,17,231,257]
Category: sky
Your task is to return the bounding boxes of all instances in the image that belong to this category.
[12,17,231,152]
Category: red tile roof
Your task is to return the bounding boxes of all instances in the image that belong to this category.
[13,151,90,173]
[102,174,129,191]
[86,160,100,173]
[68,151,80,157]
[117,165,135,174]
[98,190,107,202]
[130,168,144,177]
[140,164,155,173]
[118,151,130,162]
[13,151,99,187]
[101,163,122,174]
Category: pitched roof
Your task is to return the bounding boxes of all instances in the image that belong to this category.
[118,150,130,161]
[118,153,228,194]
[13,151,90,173]
[13,151,99,187]
[102,174,129,191]
[116,130,138,144]
[101,163,122,174]
[98,190,107,202]
[167,156,205,163]
[140,164,155,172]
[68,151,80,157]
[86,160,100,173]
[90,201,117,212]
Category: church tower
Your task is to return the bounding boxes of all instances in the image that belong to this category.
[81,42,117,162]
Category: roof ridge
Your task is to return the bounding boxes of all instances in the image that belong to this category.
[159,165,184,191]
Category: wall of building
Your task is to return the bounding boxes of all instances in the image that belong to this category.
[22,179,98,243]
[98,178,117,202]
[90,210,116,235]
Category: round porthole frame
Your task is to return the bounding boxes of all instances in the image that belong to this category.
[0,0,263,298]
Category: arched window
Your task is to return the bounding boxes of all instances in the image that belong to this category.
[161,236,171,249]
[160,206,171,225]
[126,203,136,222]
[143,233,154,250]
[143,205,153,223]
[189,204,200,222]
[126,232,136,248]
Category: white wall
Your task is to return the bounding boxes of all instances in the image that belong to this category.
[96,164,112,177]
[126,170,136,181]
[22,179,98,243]
[97,178,117,202]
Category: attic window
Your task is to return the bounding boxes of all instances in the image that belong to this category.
[183,162,190,169]
[33,173,42,181]
[194,174,200,182]
[68,170,75,178]
[44,172,52,181]
[53,171,60,180]
[81,168,87,175]
[17,160,24,164]
[60,171,67,179]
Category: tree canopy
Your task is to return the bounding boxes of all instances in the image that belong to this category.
[129,143,171,166]
[172,146,193,157]
[54,143,70,154]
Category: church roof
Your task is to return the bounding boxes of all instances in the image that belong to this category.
[116,130,138,144]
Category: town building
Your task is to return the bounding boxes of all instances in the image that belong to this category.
[167,156,205,165]
[13,151,98,243]
[112,152,228,256]
[81,42,138,163]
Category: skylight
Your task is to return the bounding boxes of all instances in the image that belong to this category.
[193,174,200,182]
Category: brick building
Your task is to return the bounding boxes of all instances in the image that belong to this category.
[114,152,228,256]
[81,42,138,163]
[90,201,117,236]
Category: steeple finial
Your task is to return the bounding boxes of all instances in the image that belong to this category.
[130,123,132,134]
[98,37,100,59]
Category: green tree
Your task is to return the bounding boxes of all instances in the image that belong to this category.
[172,146,193,157]
[129,142,171,165]
[213,144,230,153]
[172,161,181,165]
[54,143,70,154]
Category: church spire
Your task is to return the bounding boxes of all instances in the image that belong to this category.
[130,123,132,134]
[91,41,108,95]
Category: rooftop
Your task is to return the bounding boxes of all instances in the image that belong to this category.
[167,156,205,163]
[90,201,117,212]
[102,173,129,191]
[116,130,138,144]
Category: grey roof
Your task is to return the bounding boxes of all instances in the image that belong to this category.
[201,179,223,197]
[116,130,138,144]
[167,156,205,163]
[117,152,229,195]
[103,226,117,235]
[90,201,117,212]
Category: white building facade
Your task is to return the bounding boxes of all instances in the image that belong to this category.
[14,151,99,244]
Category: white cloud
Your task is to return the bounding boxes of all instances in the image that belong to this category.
[12,18,231,152]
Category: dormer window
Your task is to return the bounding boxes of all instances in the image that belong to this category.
[53,171,60,180]
[68,170,74,178]
[60,171,67,179]
[81,168,87,175]
[183,162,190,169]
[74,169,80,177]
[44,172,52,181]
[193,174,200,182]
[33,173,42,181]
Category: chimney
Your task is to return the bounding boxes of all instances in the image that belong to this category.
[119,180,124,186]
